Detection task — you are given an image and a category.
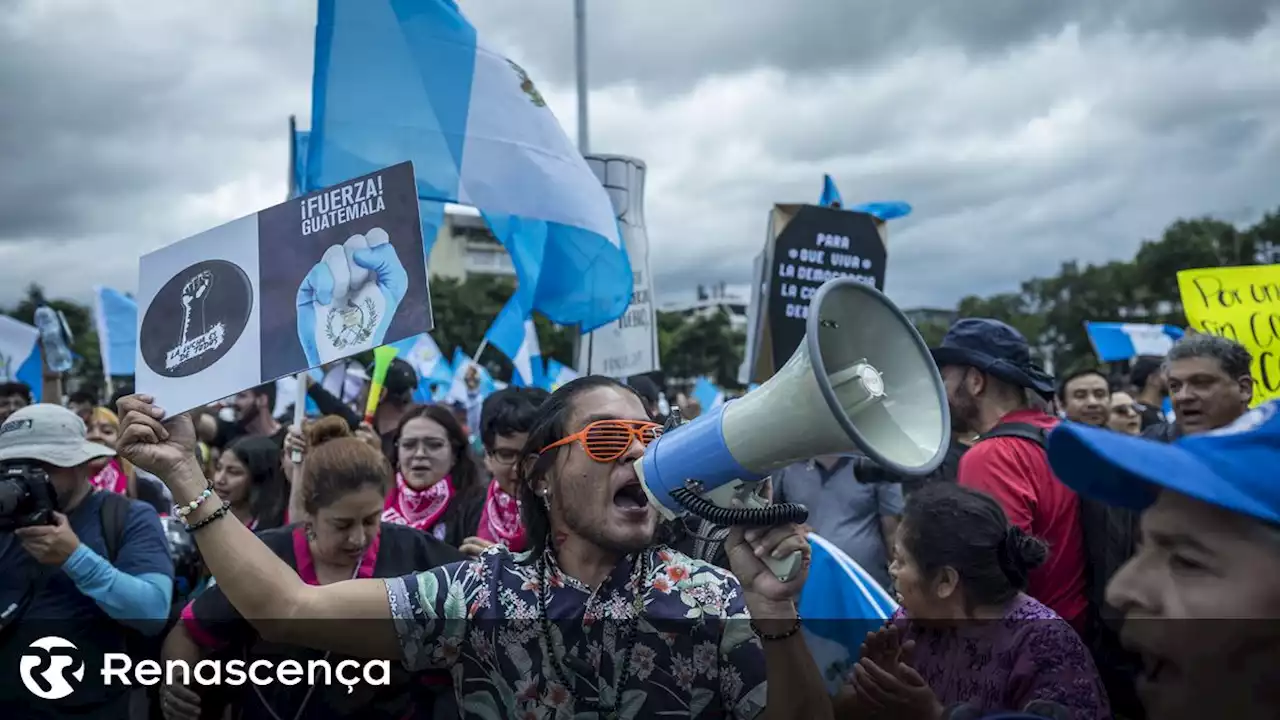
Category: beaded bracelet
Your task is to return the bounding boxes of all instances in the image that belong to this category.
[750,616,802,641]
[173,482,215,519]
[185,503,232,534]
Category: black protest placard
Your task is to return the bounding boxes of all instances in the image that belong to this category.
[136,161,432,416]
[257,161,432,382]
[761,205,887,377]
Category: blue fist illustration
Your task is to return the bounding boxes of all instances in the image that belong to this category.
[296,228,407,367]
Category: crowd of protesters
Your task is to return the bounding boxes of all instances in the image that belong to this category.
[0,320,1273,720]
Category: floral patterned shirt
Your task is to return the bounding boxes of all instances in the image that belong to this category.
[385,544,768,719]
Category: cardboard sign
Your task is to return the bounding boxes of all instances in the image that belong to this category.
[576,155,660,377]
[1177,263,1280,405]
[747,204,887,382]
[137,161,432,414]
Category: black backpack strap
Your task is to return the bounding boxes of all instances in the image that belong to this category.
[975,422,1049,449]
[98,491,131,564]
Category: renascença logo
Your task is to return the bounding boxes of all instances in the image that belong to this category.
[20,636,85,700]
[16,635,391,698]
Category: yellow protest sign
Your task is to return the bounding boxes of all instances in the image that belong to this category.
[1177,264,1280,405]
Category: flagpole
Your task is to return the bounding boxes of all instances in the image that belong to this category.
[572,0,590,374]
[574,0,589,154]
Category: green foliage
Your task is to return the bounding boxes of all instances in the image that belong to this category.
[953,210,1280,371]
[14,205,1277,395]
[425,275,575,380]
[4,283,104,395]
[657,307,745,388]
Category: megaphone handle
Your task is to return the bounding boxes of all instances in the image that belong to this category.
[762,550,802,584]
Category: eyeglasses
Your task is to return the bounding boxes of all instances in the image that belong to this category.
[539,419,663,463]
[486,448,521,466]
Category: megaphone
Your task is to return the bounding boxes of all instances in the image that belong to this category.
[636,276,952,582]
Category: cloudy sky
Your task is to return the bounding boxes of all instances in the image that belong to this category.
[3,0,1279,314]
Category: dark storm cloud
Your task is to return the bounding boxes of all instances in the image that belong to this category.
[1,0,1278,318]
[462,0,1280,92]
[0,1,312,242]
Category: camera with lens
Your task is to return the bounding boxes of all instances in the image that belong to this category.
[0,460,59,531]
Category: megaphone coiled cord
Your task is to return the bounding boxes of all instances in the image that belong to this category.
[669,487,809,527]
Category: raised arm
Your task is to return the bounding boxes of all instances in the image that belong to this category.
[115,395,398,659]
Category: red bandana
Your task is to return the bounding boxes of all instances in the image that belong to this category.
[383,473,453,536]
[476,480,527,552]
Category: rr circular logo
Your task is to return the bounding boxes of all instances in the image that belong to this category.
[19,636,85,700]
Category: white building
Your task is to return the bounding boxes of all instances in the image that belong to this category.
[427,205,516,280]
[659,283,749,332]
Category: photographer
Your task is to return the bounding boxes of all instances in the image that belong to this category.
[0,405,174,719]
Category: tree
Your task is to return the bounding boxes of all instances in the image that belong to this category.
[426,275,575,381]
[658,308,745,388]
[3,284,103,394]
[952,208,1280,373]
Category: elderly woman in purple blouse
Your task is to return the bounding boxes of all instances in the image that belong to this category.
[835,483,1110,720]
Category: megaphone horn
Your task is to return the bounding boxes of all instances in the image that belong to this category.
[636,276,952,582]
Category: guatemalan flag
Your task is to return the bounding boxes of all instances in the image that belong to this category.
[0,316,43,402]
[820,174,843,208]
[800,533,899,694]
[391,332,455,402]
[504,319,544,389]
[305,0,632,353]
[691,376,725,410]
[1084,321,1184,362]
[92,286,137,378]
[543,358,579,392]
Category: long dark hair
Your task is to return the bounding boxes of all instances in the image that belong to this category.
[515,375,648,563]
[901,483,1049,611]
[393,404,483,525]
[224,435,288,530]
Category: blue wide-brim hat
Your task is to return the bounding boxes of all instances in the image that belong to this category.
[930,318,1055,396]
[1046,401,1280,526]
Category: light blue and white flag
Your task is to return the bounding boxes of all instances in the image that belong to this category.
[446,347,496,404]
[273,368,325,419]
[800,533,899,694]
[0,316,43,402]
[92,286,137,378]
[543,357,579,392]
[691,377,724,410]
[1084,322,1184,362]
[500,319,543,388]
[306,0,631,333]
[820,174,843,208]
[390,333,455,402]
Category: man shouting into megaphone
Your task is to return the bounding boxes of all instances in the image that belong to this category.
[115,376,831,720]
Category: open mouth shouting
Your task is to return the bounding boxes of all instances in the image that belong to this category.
[612,477,651,519]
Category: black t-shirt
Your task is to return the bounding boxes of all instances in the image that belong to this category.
[183,523,464,719]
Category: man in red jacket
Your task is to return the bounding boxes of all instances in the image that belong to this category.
[931,318,1088,631]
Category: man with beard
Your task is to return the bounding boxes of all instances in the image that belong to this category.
[113,377,831,720]
[1047,399,1280,720]
[195,383,286,450]
[930,318,1089,632]
[1057,368,1111,427]
[1142,334,1253,443]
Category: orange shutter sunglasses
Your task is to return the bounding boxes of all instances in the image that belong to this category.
[539,419,663,462]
